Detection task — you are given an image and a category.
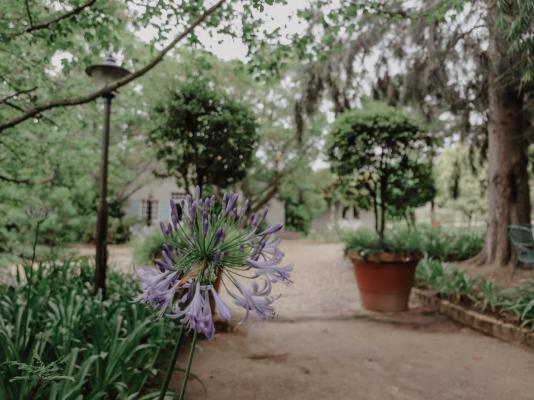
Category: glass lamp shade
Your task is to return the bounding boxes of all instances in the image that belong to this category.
[85,55,131,88]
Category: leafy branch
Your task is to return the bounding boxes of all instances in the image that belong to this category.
[0,86,38,104]
[0,169,54,185]
[16,0,98,36]
[0,0,226,133]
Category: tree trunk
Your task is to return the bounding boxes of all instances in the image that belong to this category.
[430,200,439,228]
[378,202,386,239]
[478,0,531,266]
[372,191,379,234]
[378,174,387,239]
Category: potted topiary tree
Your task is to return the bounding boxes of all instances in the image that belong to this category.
[327,102,436,311]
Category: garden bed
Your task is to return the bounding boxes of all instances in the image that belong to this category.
[455,261,534,289]
[412,288,534,349]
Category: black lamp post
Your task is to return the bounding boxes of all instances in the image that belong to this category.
[86,55,130,295]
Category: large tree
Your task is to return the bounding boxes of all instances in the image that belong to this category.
[435,144,487,225]
[284,0,533,265]
[172,50,326,213]
[480,0,531,265]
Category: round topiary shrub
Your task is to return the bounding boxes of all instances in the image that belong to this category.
[327,102,436,238]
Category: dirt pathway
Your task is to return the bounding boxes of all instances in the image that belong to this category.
[74,241,534,399]
[169,241,534,400]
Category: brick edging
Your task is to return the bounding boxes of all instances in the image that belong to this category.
[412,287,534,349]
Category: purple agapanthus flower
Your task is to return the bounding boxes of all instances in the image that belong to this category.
[168,282,215,339]
[135,186,293,340]
[134,268,180,317]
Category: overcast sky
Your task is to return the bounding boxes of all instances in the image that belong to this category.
[135,1,307,61]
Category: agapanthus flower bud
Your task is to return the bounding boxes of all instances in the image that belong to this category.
[256,208,269,227]
[213,250,225,264]
[155,258,173,272]
[160,221,170,237]
[203,216,209,235]
[162,245,174,266]
[190,203,197,223]
[259,224,283,236]
[170,199,182,225]
[248,213,256,226]
[224,193,238,216]
[214,227,225,245]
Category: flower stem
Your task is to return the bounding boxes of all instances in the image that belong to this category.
[178,331,199,400]
[159,327,185,400]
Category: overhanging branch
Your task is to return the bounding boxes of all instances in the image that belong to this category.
[16,0,98,36]
[0,86,37,104]
[0,171,54,185]
[0,0,226,133]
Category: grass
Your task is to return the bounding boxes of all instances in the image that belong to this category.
[0,257,178,399]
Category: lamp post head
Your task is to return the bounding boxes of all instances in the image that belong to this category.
[85,55,131,92]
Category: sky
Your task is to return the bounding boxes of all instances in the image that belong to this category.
[135,1,307,61]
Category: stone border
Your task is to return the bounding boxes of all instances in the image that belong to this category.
[412,287,534,349]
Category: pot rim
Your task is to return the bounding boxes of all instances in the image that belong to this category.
[347,250,421,263]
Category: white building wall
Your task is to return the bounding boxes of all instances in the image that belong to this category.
[310,201,433,233]
[265,198,285,227]
[126,178,286,228]
[128,177,183,225]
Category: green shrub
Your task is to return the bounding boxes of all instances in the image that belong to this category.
[415,258,477,303]
[150,79,258,189]
[415,258,445,288]
[327,102,436,238]
[343,226,483,260]
[501,280,534,329]
[0,258,176,399]
[343,228,423,258]
[416,226,483,261]
[133,229,167,266]
[474,280,501,313]
[415,259,534,330]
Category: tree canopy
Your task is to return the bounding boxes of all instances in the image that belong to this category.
[327,102,436,237]
[150,79,258,191]
[3,0,534,266]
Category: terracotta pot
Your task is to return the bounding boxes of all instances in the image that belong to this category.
[348,251,419,312]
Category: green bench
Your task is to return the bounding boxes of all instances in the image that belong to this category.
[508,224,534,272]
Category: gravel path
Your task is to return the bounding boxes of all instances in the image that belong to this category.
[76,240,534,399]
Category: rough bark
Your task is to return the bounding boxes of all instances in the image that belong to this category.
[477,0,531,266]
